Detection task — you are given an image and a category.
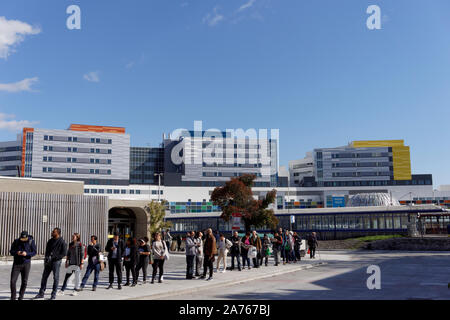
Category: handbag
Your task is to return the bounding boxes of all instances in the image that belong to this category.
[99,261,105,271]
[249,246,257,259]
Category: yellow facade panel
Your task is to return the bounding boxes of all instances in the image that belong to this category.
[392,146,411,180]
[351,140,405,148]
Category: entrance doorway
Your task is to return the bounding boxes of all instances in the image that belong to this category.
[108,207,137,240]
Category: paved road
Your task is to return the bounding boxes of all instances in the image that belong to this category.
[163,251,450,300]
[1,251,449,300]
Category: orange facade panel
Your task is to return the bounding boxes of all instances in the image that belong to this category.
[21,128,34,177]
[69,124,125,134]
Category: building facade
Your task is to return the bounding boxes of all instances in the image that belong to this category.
[0,137,22,177]
[20,125,130,185]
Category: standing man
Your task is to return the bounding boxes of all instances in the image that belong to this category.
[177,235,182,252]
[201,228,217,281]
[10,231,37,300]
[250,231,262,268]
[105,232,125,290]
[194,231,204,277]
[80,235,101,291]
[229,231,241,271]
[34,228,67,300]
[307,232,319,259]
[185,231,196,279]
[272,232,283,266]
[278,228,285,263]
[165,230,172,253]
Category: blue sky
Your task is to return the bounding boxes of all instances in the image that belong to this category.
[1,0,449,186]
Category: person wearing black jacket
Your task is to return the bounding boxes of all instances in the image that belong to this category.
[9,231,37,300]
[105,232,125,290]
[307,232,319,259]
[135,237,151,284]
[123,238,138,286]
[80,235,101,291]
[229,231,241,271]
[34,228,67,300]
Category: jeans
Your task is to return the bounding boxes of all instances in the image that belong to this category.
[152,259,165,281]
[124,261,137,284]
[81,262,100,288]
[273,248,280,265]
[203,257,214,278]
[186,255,195,278]
[108,258,123,285]
[310,247,316,259]
[61,265,81,291]
[195,256,203,276]
[10,263,31,300]
[241,251,250,268]
[230,252,241,270]
[136,259,149,282]
[39,260,61,298]
[216,251,227,271]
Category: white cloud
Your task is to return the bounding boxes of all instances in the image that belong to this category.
[83,71,100,82]
[238,0,256,12]
[0,113,38,132]
[203,7,224,27]
[0,77,39,93]
[0,16,41,59]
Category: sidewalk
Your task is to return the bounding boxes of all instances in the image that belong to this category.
[59,258,325,300]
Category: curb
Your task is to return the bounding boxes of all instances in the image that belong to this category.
[130,261,327,300]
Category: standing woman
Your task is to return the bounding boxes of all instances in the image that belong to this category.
[283,230,291,265]
[135,238,151,284]
[241,232,251,270]
[194,231,204,278]
[260,234,271,267]
[59,233,84,296]
[123,238,138,287]
[151,232,167,284]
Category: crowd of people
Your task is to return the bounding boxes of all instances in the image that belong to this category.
[8,227,319,300]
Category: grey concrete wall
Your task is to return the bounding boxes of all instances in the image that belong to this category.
[0,192,108,256]
[0,177,84,195]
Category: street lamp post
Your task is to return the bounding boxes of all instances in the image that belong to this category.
[154,173,163,202]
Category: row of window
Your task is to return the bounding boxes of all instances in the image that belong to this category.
[0,146,21,153]
[43,156,112,164]
[202,172,263,177]
[0,156,21,162]
[317,179,432,187]
[43,146,112,154]
[331,171,391,177]
[84,189,163,195]
[42,167,112,174]
[331,162,391,168]
[44,135,112,144]
[330,152,390,159]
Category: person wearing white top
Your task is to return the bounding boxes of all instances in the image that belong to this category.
[216,234,232,273]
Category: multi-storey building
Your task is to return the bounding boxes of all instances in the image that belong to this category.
[129,147,164,185]
[289,151,314,186]
[163,129,279,187]
[0,137,22,177]
[20,124,130,185]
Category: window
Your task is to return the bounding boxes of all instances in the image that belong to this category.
[107,189,113,194]
[91,189,98,194]
[84,189,89,193]
[130,190,135,194]
[95,169,99,174]
[73,147,78,152]
[95,159,100,164]
[44,135,48,140]
[43,167,47,172]
[99,189,105,194]
[91,138,95,143]
[67,168,71,173]
[108,149,112,154]
[73,137,78,142]
[67,157,71,162]
[90,159,94,163]
[107,170,111,175]
[108,139,112,144]
[121,190,126,194]
[43,146,48,151]
[107,159,112,164]
[72,168,76,173]
[96,138,100,143]
[48,167,53,172]
[114,190,120,194]
[90,169,94,174]
[43,156,47,162]
[90,148,95,153]
[95,149,100,153]
[68,137,72,142]
[136,190,141,195]
[49,136,53,141]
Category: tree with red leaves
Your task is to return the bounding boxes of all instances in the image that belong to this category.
[211,174,278,232]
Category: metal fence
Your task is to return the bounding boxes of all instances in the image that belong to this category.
[0,192,108,256]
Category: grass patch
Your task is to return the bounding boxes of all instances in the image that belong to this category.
[355,235,404,242]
